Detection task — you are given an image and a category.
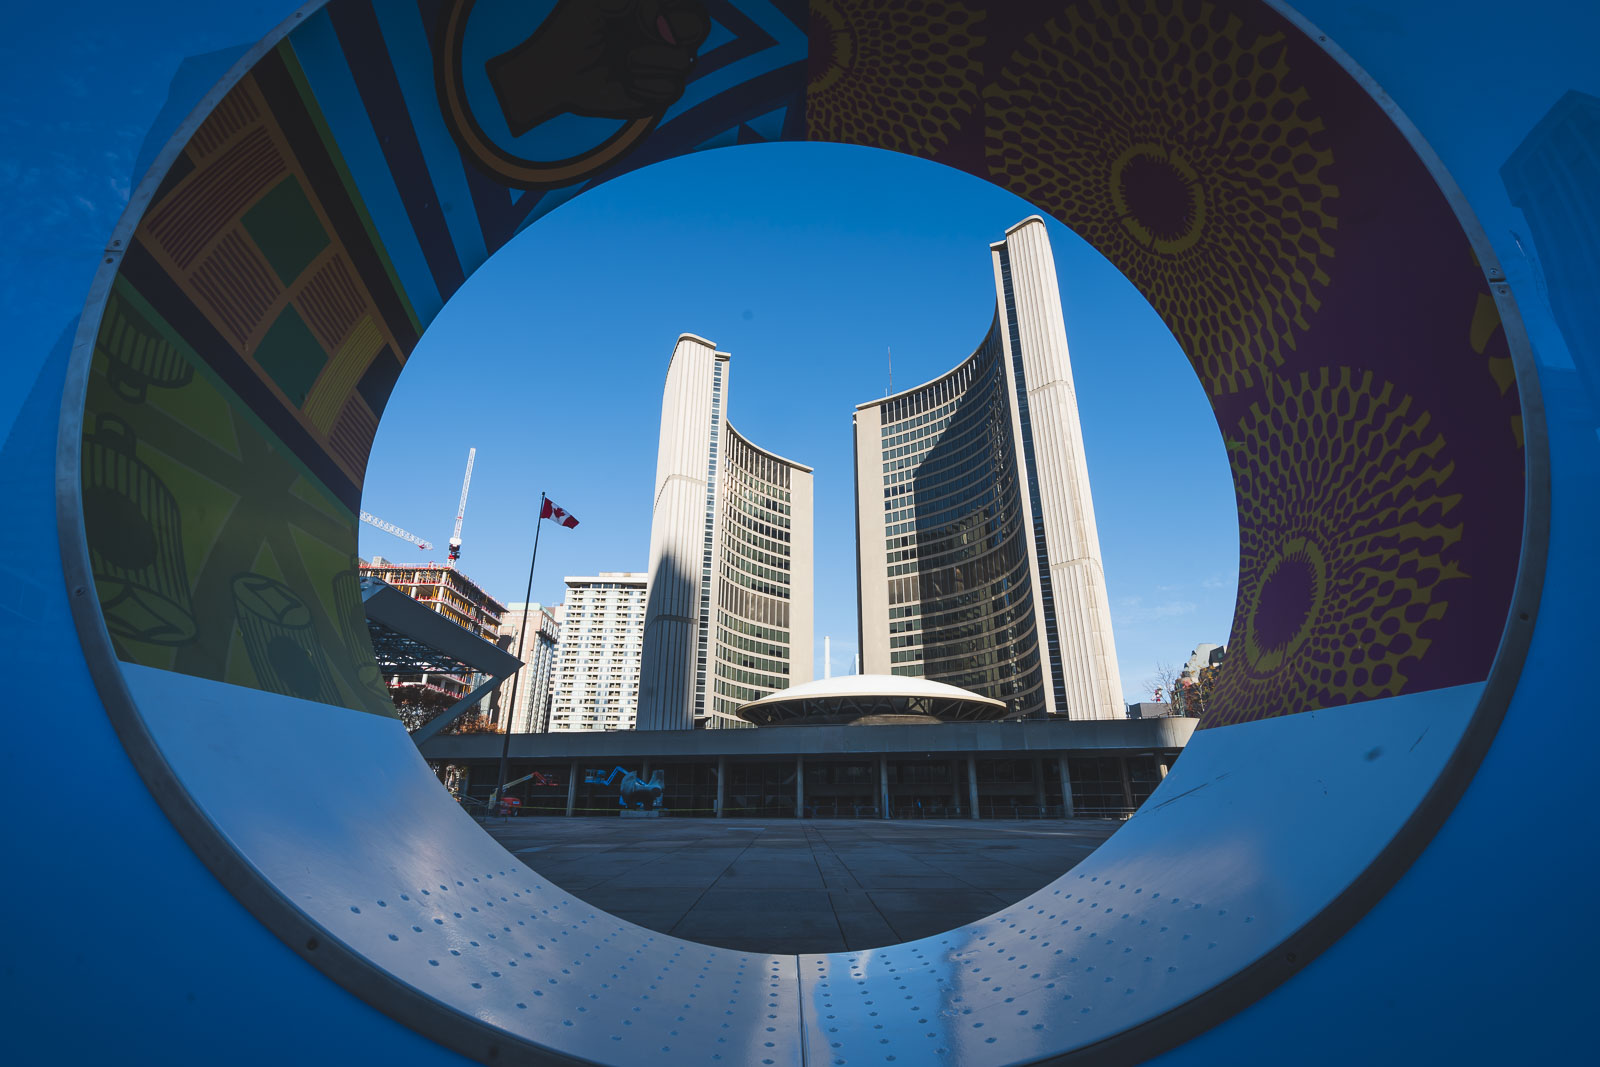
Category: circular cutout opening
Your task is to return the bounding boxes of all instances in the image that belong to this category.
[360,141,1236,952]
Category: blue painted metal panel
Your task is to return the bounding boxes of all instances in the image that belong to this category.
[3,2,1594,1064]
[1146,359,1599,1067]
[1,336,467,1067]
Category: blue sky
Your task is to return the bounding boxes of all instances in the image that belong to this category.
[4,0,1595,699]
[358,142,1238,694]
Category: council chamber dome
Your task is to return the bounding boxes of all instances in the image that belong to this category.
[734,674,1011,727]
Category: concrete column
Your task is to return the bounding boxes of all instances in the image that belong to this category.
[1032,757,1047,813]
[795,755,805,820]
[715,756,726,818]
[565,761,578,817]
[879,756,890,819]
[1157,758,1170,780]
[1119,757,1134,811]
[1058,756,1076,818]
[967,754,980,820]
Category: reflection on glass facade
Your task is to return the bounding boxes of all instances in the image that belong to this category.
[446,751,1177,820]
[711,427,804,722]
[855,219,1126,719]
[878,323,1048,711]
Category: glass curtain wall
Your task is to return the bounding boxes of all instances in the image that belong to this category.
[878,324,1049,715]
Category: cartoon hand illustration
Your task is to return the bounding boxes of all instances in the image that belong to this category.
[485,0,711,137]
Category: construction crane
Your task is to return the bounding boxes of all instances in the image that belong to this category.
[447,447,475,567]
[359,511,433,551]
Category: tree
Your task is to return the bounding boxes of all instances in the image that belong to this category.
[1145,660,1182,708]
[448,712,504,735]
[1170,647,1227,718]
[390,684,504,735]
[391,684,455,733]
[1192,661,1221,717]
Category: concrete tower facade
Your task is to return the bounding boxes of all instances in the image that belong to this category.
[853,218,1125,720]
[639,335,814,730]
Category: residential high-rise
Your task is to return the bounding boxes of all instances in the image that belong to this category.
[638,334,815,730]
[548,573,646,732]
[493,602,561,733]
[853,217,1125,719]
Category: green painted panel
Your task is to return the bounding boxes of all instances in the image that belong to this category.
[243,177,329,286]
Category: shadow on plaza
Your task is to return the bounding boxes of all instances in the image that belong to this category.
[480,816,1123,954]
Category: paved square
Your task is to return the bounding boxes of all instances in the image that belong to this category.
[482,817,1121,954]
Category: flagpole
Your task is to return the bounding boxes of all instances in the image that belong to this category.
[493,492,546,817]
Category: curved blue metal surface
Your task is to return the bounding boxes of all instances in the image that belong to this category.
[3,1,1596,1063]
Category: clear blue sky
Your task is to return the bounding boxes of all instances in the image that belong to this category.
[360,142,1237,695]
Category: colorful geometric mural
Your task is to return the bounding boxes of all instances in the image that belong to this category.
[805,0,1521,725]
[981,0,1340,398]
[77,0,1526,729]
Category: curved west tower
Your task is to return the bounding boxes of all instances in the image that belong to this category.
[854,218,1125,719]
[639,335,813,730]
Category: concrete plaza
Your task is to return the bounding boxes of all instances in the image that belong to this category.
[481,816,1121,954]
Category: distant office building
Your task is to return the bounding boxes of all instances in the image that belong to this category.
[853,217,1125,719]
[1182,643,1225,683]
[494,602,561,733]
[360,557,507,701]
[549,573,645,732]
[638,334,815,730]
[1501,90,1600,416]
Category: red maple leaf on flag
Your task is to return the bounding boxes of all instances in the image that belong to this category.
[540,498,579,529]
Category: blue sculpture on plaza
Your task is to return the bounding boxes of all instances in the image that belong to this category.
[585,766,664,810]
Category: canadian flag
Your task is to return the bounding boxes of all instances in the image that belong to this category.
[541,498,579,529]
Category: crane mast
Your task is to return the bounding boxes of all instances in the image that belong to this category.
[447,447,475,566]
[359,511,433,551]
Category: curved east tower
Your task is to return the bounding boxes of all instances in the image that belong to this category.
[854,219,1125,719]
[639,335,814,730]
